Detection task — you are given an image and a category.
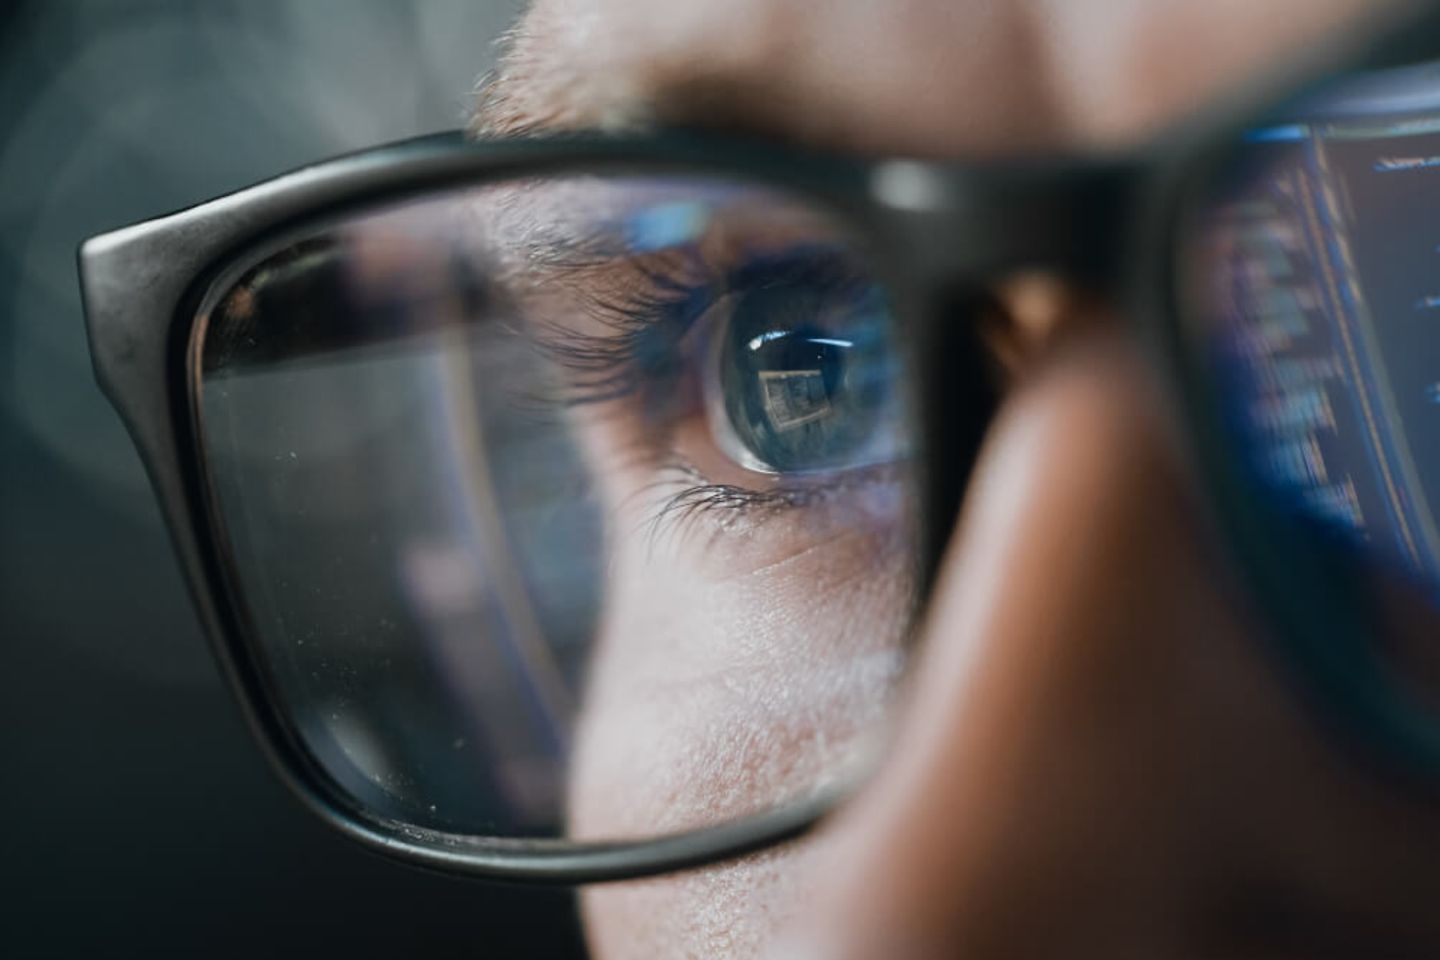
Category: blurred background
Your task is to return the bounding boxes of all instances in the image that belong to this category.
[0,1,588,955]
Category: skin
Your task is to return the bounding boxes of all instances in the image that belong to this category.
[473,0,1440,957]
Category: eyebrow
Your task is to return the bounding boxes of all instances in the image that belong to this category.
[470,16,656,140]
[466,0,1091,158]
[467,4,929,151]
[470,36,890,152]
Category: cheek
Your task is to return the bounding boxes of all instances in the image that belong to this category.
[565,493,913,840]
[579,837,841,960]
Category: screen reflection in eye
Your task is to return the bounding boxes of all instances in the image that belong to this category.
[708,254,905,477]
[519,194,911,538]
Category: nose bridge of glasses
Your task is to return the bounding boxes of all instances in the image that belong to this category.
[871,158,1141,290]
[876,157,1144,604]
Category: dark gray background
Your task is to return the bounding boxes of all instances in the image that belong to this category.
[0,2,588,955]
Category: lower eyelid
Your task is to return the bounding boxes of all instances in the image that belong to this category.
[636,464,912,573]
[565,389,909,553]
[650,456,909,524]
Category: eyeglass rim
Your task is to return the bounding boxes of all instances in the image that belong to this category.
[77,0,1440,883]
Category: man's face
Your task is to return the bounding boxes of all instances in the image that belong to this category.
[474,0,1440,956]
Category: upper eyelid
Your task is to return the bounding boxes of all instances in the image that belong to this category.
[527,242,869,407]
[504,182,762,272]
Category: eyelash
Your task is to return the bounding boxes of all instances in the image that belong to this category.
[641,459,903,544]
[533,256,711,410]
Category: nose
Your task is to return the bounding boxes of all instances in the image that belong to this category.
[775,322,1440,958]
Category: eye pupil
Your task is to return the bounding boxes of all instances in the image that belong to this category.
[718,276,896,474]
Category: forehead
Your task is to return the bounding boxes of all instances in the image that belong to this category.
[481,0,1389,155]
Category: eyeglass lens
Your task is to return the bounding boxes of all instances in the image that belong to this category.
[195,174,920,839]
[1190,58,1440,715]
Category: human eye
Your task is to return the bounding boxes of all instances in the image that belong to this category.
[705,250,906,478]
[531,198,911,541]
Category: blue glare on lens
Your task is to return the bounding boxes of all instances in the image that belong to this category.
[1198,63,1440,589]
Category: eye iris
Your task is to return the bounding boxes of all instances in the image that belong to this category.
[719,279,894,474]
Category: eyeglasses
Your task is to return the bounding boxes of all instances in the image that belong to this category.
[80,3,1440,883]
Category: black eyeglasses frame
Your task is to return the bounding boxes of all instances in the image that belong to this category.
[78,0,1440,884]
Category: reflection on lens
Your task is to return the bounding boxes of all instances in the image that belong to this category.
[196,173,917,841]
[1189,60,1440,697]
